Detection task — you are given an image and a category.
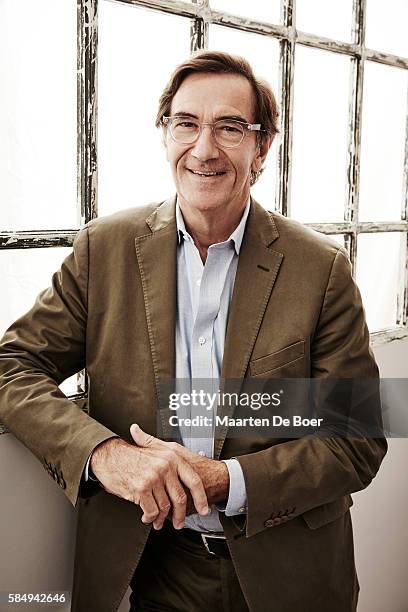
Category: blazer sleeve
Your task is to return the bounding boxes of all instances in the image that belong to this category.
[236,247,388,538]
[0,227,118,506]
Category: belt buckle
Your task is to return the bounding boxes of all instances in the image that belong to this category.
[200,533,226,556]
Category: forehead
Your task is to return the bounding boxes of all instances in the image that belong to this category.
[170,72,255,120]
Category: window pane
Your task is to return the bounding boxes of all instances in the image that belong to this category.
[356,233,404,331]
[366,0,408,58]
[0,247,72,337]
[359,62,407,222]
[291,47,350,222]
[326,234,346,248]
[0,0,77,230]
[209,25,280,209]
[296,0,352,42]
[210,0,280,25]
[0,247,81,396]
[59,374,81,397]
[98,4,190,217]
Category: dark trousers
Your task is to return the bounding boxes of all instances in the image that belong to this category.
[129,522,250,612]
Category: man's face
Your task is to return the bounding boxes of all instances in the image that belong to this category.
[163,72,270,216]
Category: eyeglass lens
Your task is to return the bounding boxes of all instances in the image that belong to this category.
[170,118,244,147]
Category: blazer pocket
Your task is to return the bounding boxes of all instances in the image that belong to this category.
[249,340,305,377]
[301,495,353,530]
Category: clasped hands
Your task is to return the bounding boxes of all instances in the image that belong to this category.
[90,424,229,530]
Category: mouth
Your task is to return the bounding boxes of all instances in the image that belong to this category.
[187,169,226,178]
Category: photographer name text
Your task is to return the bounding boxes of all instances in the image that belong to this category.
[168,415,323,428]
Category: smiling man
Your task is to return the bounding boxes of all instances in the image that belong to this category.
[0,52,386,612]
[160,70,270,262]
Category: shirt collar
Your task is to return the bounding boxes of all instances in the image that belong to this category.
[176,198,251,255]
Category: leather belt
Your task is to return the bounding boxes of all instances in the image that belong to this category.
[178,528,231,560]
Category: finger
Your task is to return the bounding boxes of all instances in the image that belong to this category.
[130,423,156,448]
[184,493,196,517]
[151,486,171,530]
[139,491,160,525]
[165,474,188,530]
[177,460,209,517]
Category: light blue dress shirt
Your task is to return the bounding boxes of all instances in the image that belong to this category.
[86,200,249,533]
[175,200,248,532]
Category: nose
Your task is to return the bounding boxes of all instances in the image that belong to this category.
[190,125,219,162]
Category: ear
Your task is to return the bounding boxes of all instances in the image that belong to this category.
[251,134,273,173]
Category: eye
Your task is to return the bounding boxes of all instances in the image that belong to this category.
[217,122,242,134]
[174,119,197,129]
[223,125,241,133]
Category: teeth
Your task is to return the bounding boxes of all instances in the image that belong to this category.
[191,170,223,176]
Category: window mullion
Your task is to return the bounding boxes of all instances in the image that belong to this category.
[402,83,408,223]
[77,0,98,397]
[0,232,76,250]
[191,0,208,52]
[398,83,408,325]
[344,0,366,276]
[77,0,98,226]
[276,0,295,217]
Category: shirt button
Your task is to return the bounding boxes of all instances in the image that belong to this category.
[196,278,201,286]
[198,337,206,345]
[238,506,246,513]
[198,450,206,457]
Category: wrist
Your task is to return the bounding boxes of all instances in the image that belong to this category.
[207,460,229,505]
[90,436,125,479]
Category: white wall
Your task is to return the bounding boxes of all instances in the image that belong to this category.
[0,340,407,612]
[0,435,75,612]
[351,340,408,612]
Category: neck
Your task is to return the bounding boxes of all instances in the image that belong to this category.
[178,198,248,263]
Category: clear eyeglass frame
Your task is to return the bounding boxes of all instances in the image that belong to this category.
[162,115,263,148]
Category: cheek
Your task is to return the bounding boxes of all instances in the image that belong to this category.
[169,148,189,172]
[166,151,181,173]
[235,154,255,179]
[165,137,183,166]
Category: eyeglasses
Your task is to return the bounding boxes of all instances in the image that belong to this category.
[162,116,263,149]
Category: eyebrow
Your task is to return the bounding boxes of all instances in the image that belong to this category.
[171,111,250,123]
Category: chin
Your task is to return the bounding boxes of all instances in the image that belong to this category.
[185,198,226,212]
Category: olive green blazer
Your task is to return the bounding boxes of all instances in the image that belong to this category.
[0,197,387,612]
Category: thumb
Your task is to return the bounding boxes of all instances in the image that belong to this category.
[130,423,154,447]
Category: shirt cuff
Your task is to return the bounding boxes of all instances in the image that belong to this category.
[217,458,247,516]
[83,453,99,483]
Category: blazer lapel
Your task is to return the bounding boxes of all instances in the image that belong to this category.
[134,196,177,439]
[134,196,284,450]
[214,199,284,458]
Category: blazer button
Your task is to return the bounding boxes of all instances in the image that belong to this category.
[264,519,274,528]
